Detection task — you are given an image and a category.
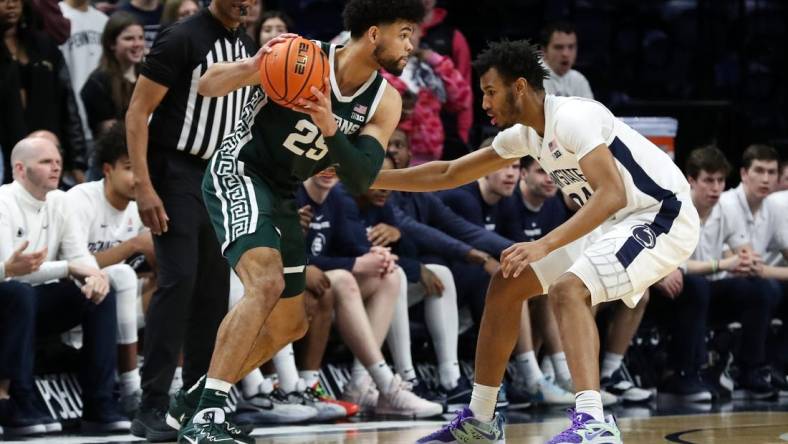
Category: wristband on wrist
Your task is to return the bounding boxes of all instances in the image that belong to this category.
[711,259,719,274]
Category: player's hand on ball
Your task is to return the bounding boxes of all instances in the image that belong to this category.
[261,32,298,54]
[292,77,337,137]
[501,241,549,279]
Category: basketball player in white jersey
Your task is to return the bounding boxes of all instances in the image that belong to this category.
[373,40,700,444]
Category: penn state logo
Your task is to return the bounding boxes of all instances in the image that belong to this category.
[311,233,326,256]
[631,224,657,249]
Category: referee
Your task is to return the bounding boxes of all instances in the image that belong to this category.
[125,0,255,440]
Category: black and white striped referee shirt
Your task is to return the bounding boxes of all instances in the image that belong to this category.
[141,9,256,160]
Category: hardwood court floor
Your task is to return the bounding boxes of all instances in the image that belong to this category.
[10,410,788,444]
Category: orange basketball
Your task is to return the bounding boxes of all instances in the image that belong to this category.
[259,36,329,108]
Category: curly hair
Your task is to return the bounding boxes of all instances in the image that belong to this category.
[96,122,129,167]
[473,40,550,90]
[342,0,425,39]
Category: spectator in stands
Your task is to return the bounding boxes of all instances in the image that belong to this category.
[439,157,575,407]
[382,27,471,165]
[81,13,144,138]
[721,145,788,395]
[253,10,291,47]
[297,168,443,418]
[0,50,26,182]
[386,128,508,321]
[240,0,261,41]
[539,21,593,98]
[354,156,468,406]
[58,0,108,161]
[0,136,128,435]
[114,0,162,50]
[159,0,198,27]
[420,0,472,159]
[64,123,155,416]
[777,159,788,192]
[653,145,776,401]
[1,0,88,186]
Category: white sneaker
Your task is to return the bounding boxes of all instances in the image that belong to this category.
[376,375,443,418]
[235,380,318,424]
[342,374,379,415]
[601,390,619,406]
[527,376,575,405]
[281,379,347,421]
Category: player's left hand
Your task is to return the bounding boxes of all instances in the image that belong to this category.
[305,265,330,298]
[500,240,550,279]
[292,77,337,137]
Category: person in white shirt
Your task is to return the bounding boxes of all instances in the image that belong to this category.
[0,135,130,434]
[375,40,700,444]
[65,123,155,415]
[718,145,788,394]
[776,160,788,192]
[652,145,778,401]
[58,0,109,151]
[539,21,593,99]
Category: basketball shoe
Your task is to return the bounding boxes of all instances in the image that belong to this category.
[601,366,653,403]
[415,407,505,443]
[375,375,444,418]
[177,407,252,444]
[276,379,347,421]
[341,374,379,415]
[234,379,318,424]
[308,381,359,417]
[547,409,622,444]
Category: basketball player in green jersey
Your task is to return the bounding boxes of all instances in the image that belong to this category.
[171,1,432,443]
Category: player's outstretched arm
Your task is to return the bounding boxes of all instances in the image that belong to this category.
[198,33,297,97]
[372,145,515,192]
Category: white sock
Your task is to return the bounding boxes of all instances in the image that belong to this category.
[299,370,320,388]
[205,377,232,393]
[351,359,368,385]
[423,264,460,388]
[575,390,604,421]
[386,273,416,381]
[119,368,140,396]
[541,356,555,380]
[367,361,395,393]
[438,362,461,391]
[468,383,498,422]
[515,351,543,386]
[551,352,572,383]
[601,352,624,379]
[241,369,265,398]
[272,343,300,393]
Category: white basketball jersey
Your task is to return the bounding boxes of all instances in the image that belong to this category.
[65,180,144,253]
[493,95,690,220]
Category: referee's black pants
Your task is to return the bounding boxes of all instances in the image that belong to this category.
[142,151,229,410]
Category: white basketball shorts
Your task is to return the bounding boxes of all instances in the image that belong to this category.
[530,192,699,308]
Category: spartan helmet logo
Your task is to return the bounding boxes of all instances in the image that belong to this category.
[631,224,657,249]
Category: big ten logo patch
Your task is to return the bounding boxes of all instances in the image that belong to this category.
[295,42,310,75]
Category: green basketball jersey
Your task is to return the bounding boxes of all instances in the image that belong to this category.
[217,41,388,196]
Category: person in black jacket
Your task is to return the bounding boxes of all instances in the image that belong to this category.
[0,50,26,183]
[0,0,88,186]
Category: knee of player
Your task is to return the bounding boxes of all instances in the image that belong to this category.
[548,275,588,308]
[244,274,286,302]
[105,263,138,293]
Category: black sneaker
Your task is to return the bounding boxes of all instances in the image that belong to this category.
[12,395,61,433]
[503,379,533,410]
[408,379,447,413]
[443,375,472,409]
[82,399,131,434]
[735,366,777,400]
[659,371,712,403]
[0,398,46,437]
[496,383,510,410]
[769,367,788,396]
[601,366,653,403]
[131,406,178,442]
